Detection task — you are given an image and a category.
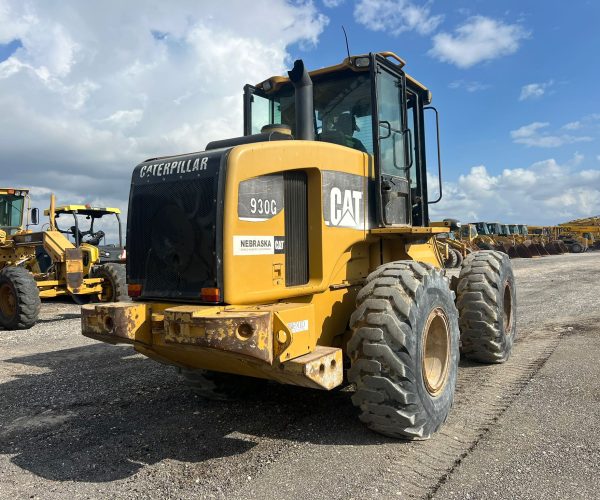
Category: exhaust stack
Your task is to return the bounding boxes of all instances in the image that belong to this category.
[288,59,315,141]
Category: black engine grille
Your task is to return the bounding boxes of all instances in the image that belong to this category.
[284,171,308,286]
[127,152,224,302]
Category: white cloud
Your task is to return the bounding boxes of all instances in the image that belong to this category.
[323,0,344,7]
[429,16,529,68]
[519,80,553,101]
[510,121,593,148]
[354,0,443,36]
[429,154,600,224]
[448,80,490,92]
[562,121,582,130]
[0,0,328,224]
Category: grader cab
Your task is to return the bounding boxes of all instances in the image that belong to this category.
[45,204,125,264]
[81,52,516,439]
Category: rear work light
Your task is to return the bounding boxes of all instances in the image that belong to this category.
[128,284,142,297]
[201,287,220,302]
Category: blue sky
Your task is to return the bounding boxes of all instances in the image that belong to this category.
[0,0,599,226]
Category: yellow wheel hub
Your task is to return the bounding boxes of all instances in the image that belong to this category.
[0,283,17,319]
[422,307,451,397]
[503,282,513,334]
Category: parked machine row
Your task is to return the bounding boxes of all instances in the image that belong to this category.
[0,188,127,329]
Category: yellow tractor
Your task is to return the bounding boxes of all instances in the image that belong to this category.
[0,189,127,330]
[81,52,517,439]
[558,218,600,251]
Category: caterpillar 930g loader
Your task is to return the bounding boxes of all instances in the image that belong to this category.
[81,53,516,439]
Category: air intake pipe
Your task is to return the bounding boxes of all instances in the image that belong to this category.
[288,59,315,141]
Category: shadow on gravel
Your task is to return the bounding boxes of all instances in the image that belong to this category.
[0,342,390,483]
[35,313,81,324]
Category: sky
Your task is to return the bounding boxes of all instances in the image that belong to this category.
[1,0,599,236]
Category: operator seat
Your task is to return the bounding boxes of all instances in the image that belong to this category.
[320,112,367,153]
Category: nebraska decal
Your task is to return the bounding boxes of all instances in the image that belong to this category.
[233,236,285,255]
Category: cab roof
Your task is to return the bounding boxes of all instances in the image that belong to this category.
[44,205,121,217]
[257,52,431,102]
[0,188,29,195]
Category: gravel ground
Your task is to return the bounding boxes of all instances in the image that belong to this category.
[0,252,599,499]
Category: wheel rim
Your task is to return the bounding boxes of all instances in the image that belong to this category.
[503,281,513,334]
[0,283,17,319]
[100,279,113,302]
[422,307,451,397]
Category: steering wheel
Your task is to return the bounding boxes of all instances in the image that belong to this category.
[86,230,105,246]
[70,225,84,243]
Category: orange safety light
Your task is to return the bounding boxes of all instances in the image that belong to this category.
[201,287,220,302]
[128,284,142,297]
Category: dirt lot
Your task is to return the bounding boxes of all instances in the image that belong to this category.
[1,252,599,499]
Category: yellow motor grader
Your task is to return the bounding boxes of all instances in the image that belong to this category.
[0,189,127,330]
[81,52,517,440]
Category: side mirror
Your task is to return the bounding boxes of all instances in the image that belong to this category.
[31,208,39,225]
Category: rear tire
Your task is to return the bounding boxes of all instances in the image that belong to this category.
[348,261,460,440]
[450,248,463,268]
[444,248,458,268]
[570,243,583,253]
[93,263,128,302]
[0,267,41,330]
[456,251,516,363]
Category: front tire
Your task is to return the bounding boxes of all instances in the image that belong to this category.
[0,267,41,330]
[444,247,458,268]
[348,261,460,440]
[92,263,128,302]
[456,251,516,363]
[450,248,464,268]
[571,243,583,253]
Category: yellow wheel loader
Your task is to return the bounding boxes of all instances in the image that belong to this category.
[0,189,127,330]
[527,226,566,254]
[472,222,509,253]
[81,52,517,439]
[508,224,546,257]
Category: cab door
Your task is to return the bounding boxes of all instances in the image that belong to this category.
[374,57,411,226]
